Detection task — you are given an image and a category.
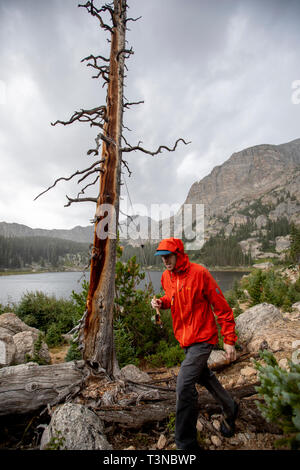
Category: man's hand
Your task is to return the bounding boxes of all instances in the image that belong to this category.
[151,297,162,309]
[223,343,236,362]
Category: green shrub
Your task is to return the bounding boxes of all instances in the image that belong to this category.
[65,340,82,362]
[15,291,81,335]
[45,323,64,347]
[144,340,185,368]
[70,279,89,315]
[114,318,138,367]
[254,350,300,449]
[241,269,300,310]
[114,253,178,364]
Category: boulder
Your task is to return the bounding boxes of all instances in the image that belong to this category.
[0,326,14,337]
[235,303,300,353]
[240,366,257,378]
[239,238,262,258]
[246,321,300,353]
[252,262,274,270]
[13,331,50,365]
[40,403,112,450]
[119,364,151,383]
[255,215,268,229]
[0,331,16,367]
[275,235,291,253]
[235,303,282,346]
[0,313,39,335]
[207,350,228,368]
[292,301,300,313]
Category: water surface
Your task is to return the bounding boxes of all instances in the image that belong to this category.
[0,269,248,305]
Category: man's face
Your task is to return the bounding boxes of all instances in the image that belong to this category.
[161,253,177,271]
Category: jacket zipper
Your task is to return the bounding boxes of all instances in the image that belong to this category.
[177,276,186,346]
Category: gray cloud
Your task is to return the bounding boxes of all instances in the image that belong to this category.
[0,0,299,229]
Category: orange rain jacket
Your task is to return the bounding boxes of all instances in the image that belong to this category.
[157,238,237,348]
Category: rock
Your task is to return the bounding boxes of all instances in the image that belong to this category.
[246,320,300,353]
[236,432,250,445]
[0,331,16,367]
[0,326,14,337]
[278,358,290,370]
[236,303,300,354]
[255,215,268,229]
[236,375,245,386]
[157,434,167,449]
[240,366,257,378]
[281,265,300,283]
[275,235,291,253]
[256,252,279,259]
[40,403,112,450]
[0,313,39,335]
[239,238,262,258]
[212,419,220,431]
[252,262,274,270]
[13,331,50,365]
[196,419,203,432]
[235,303,283,346]
[229,214,249,227]
[61,333,73,344]
[292,301,300,313]
[207,350,228,368]
[119,364,151,383]
[124,446,136,450]
[211,435,222,447]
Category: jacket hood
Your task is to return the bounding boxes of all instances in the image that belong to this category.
[156,238,190,273]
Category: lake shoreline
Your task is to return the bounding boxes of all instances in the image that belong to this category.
[0,264,255,277]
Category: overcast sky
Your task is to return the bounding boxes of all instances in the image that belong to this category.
[0,0,300,230]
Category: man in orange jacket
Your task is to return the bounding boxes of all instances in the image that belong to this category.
[151,237,238,451]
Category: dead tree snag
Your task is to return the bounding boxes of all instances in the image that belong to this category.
[35,0,190,379]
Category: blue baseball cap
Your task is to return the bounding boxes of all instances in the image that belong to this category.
[154,250,173,256]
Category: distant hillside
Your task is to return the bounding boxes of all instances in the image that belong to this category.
[0,222,94,244]
[0,235,89,270]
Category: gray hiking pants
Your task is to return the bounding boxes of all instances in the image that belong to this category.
[175,342,235,450]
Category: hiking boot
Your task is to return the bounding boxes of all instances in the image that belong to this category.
[220,400,239,438]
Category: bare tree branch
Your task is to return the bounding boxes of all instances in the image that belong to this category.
[64,195,99,207]
[126,16,142,23]
[121,138,191,156]
[77,175,100,198]
[87,132,105,157]
[51,106,107,128]
[123,100,144,109]
[117,47,134,61]
[121,159,132,176]
[81,54,110,64]
[78,1,115,33]
[77,166,103,184]
[34,160,104,201]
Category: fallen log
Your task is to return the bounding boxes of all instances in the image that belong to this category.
[93,382,261,429]
[0,360,85,416]
[95,400,176,429]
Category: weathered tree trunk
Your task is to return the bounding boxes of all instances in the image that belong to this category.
[81,0,127,378]
[0,361,85,416]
